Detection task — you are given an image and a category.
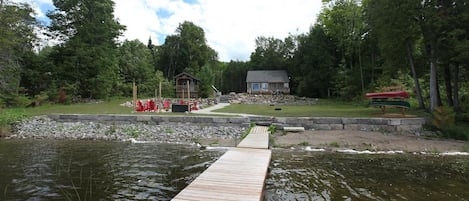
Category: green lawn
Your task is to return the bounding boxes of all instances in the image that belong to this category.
[1,98,133,127]
[24,98,133,115]
[1,97,212,120]
[214,100,429,117]
[1,98,429,128]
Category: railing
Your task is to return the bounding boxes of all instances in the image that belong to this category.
[176,85,199,92]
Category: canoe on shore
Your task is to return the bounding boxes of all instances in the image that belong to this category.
[369,100,410,108]
[365,91,409,99]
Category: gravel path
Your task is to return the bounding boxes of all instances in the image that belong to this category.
[192,103,260,117]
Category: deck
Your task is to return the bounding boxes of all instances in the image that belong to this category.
[172,126,271,201]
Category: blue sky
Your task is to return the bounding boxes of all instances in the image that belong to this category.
[16,0,322,61]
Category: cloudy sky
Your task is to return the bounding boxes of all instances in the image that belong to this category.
[17,0,323,61]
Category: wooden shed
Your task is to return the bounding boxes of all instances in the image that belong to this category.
[175,72,199,98]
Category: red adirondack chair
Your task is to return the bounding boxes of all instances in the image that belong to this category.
[163,100,170,110]
[136,100,145,112]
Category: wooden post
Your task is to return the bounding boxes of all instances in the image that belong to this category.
[133,82,137,109]
[159,81,162,100]
[187,80,190,104]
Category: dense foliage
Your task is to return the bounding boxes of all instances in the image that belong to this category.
[0,0,467,118]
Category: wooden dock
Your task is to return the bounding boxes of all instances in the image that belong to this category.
[237,126,269,149]
[172,126,271,201]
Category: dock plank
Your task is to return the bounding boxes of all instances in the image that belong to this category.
[237,126,269,149]
[172,148,271,201]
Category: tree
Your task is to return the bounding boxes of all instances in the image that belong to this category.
[433,0,469,111]
[221,61,249,93]
[292,25,338,97]
[0,1,38,106]
[116,40,155,96]
[158,21,217,79]
[365,0,426,109]
[197,64,215,98]
[319,0,367,99]
[147,36,160,72]
[250,36,295,70]
[47,0,125,99]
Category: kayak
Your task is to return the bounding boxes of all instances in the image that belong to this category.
[365,91,409,99]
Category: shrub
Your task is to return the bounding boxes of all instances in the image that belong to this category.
[456,113,469,123]
[441,126,468,141]
[1,93,32,108]
[58,88,68,104]
[0,109,28,128]
[268,124,278,134]
[432,106,455,129]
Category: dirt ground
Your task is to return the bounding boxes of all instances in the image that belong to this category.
[273,130,468,153]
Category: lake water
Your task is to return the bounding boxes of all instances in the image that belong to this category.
[1,140,468,201]
[0,140,223,201]
[266,150,469,201]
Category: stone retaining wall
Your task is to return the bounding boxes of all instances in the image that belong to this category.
[48,114,426,134]
[273,117,426,133]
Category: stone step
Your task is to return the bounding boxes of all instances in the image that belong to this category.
[283,127,305,132]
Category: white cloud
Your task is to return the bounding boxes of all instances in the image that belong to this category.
[113,0,323,61]
[17,0,323,61]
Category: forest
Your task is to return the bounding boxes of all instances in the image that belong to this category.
[0,0,468,118]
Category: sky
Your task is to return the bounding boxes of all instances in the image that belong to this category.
[15,0,323,61]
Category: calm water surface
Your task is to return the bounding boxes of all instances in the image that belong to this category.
[0,140,223,200]
[1,140,468,201]
[266,150,469,201]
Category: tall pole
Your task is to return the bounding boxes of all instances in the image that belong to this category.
[159,81,162,101]
[133,82,137,109]
[187,80,190,105]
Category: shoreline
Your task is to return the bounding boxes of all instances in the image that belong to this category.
[5,116,468,155]
[273,130,469,154]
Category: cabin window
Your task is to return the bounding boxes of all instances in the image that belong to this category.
[261,83,268,90]
[252,83,260,90]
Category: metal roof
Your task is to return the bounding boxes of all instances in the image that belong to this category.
[246,70,289,83]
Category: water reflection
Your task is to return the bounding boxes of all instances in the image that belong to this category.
[265,150,469,201]
[0,140,223,201]
[2,140,468,201]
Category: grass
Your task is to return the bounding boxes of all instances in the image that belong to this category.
[463,144,469,152]
[298,141,310,146]
[0,98,430,135]
[329,141,340,148]
[440,124,469,141]
[0,109,29,127]
[18,98,134,115]
[214,99,428,117]
[240,122,256,140]
[1,97,220,117]
[2,98,429,118]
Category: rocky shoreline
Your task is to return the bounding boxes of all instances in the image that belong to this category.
[9,116,246,145]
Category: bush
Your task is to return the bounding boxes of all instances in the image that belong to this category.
[441,126,469,141]
[0,94,32,108]
[0,109,28,128]
[432,106,455,129]
[456,113,469,123]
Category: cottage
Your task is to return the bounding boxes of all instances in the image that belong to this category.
[175,72,199,98]
[246,70,290,94]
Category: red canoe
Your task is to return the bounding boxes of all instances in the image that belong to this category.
[365,91,409,99]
